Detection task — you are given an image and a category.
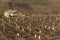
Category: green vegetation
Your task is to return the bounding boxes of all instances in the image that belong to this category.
[0,14,3,19]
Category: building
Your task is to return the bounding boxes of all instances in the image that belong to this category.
[4,9,17,17]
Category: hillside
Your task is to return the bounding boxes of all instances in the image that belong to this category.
[0,0,60,40]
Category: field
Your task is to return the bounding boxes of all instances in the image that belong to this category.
[0,0,60,40]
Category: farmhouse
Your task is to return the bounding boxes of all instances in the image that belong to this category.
[4,9,17,17]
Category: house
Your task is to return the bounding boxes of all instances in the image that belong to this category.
[4,9,17,17]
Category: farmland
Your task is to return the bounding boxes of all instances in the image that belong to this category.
[0,0,60,40]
